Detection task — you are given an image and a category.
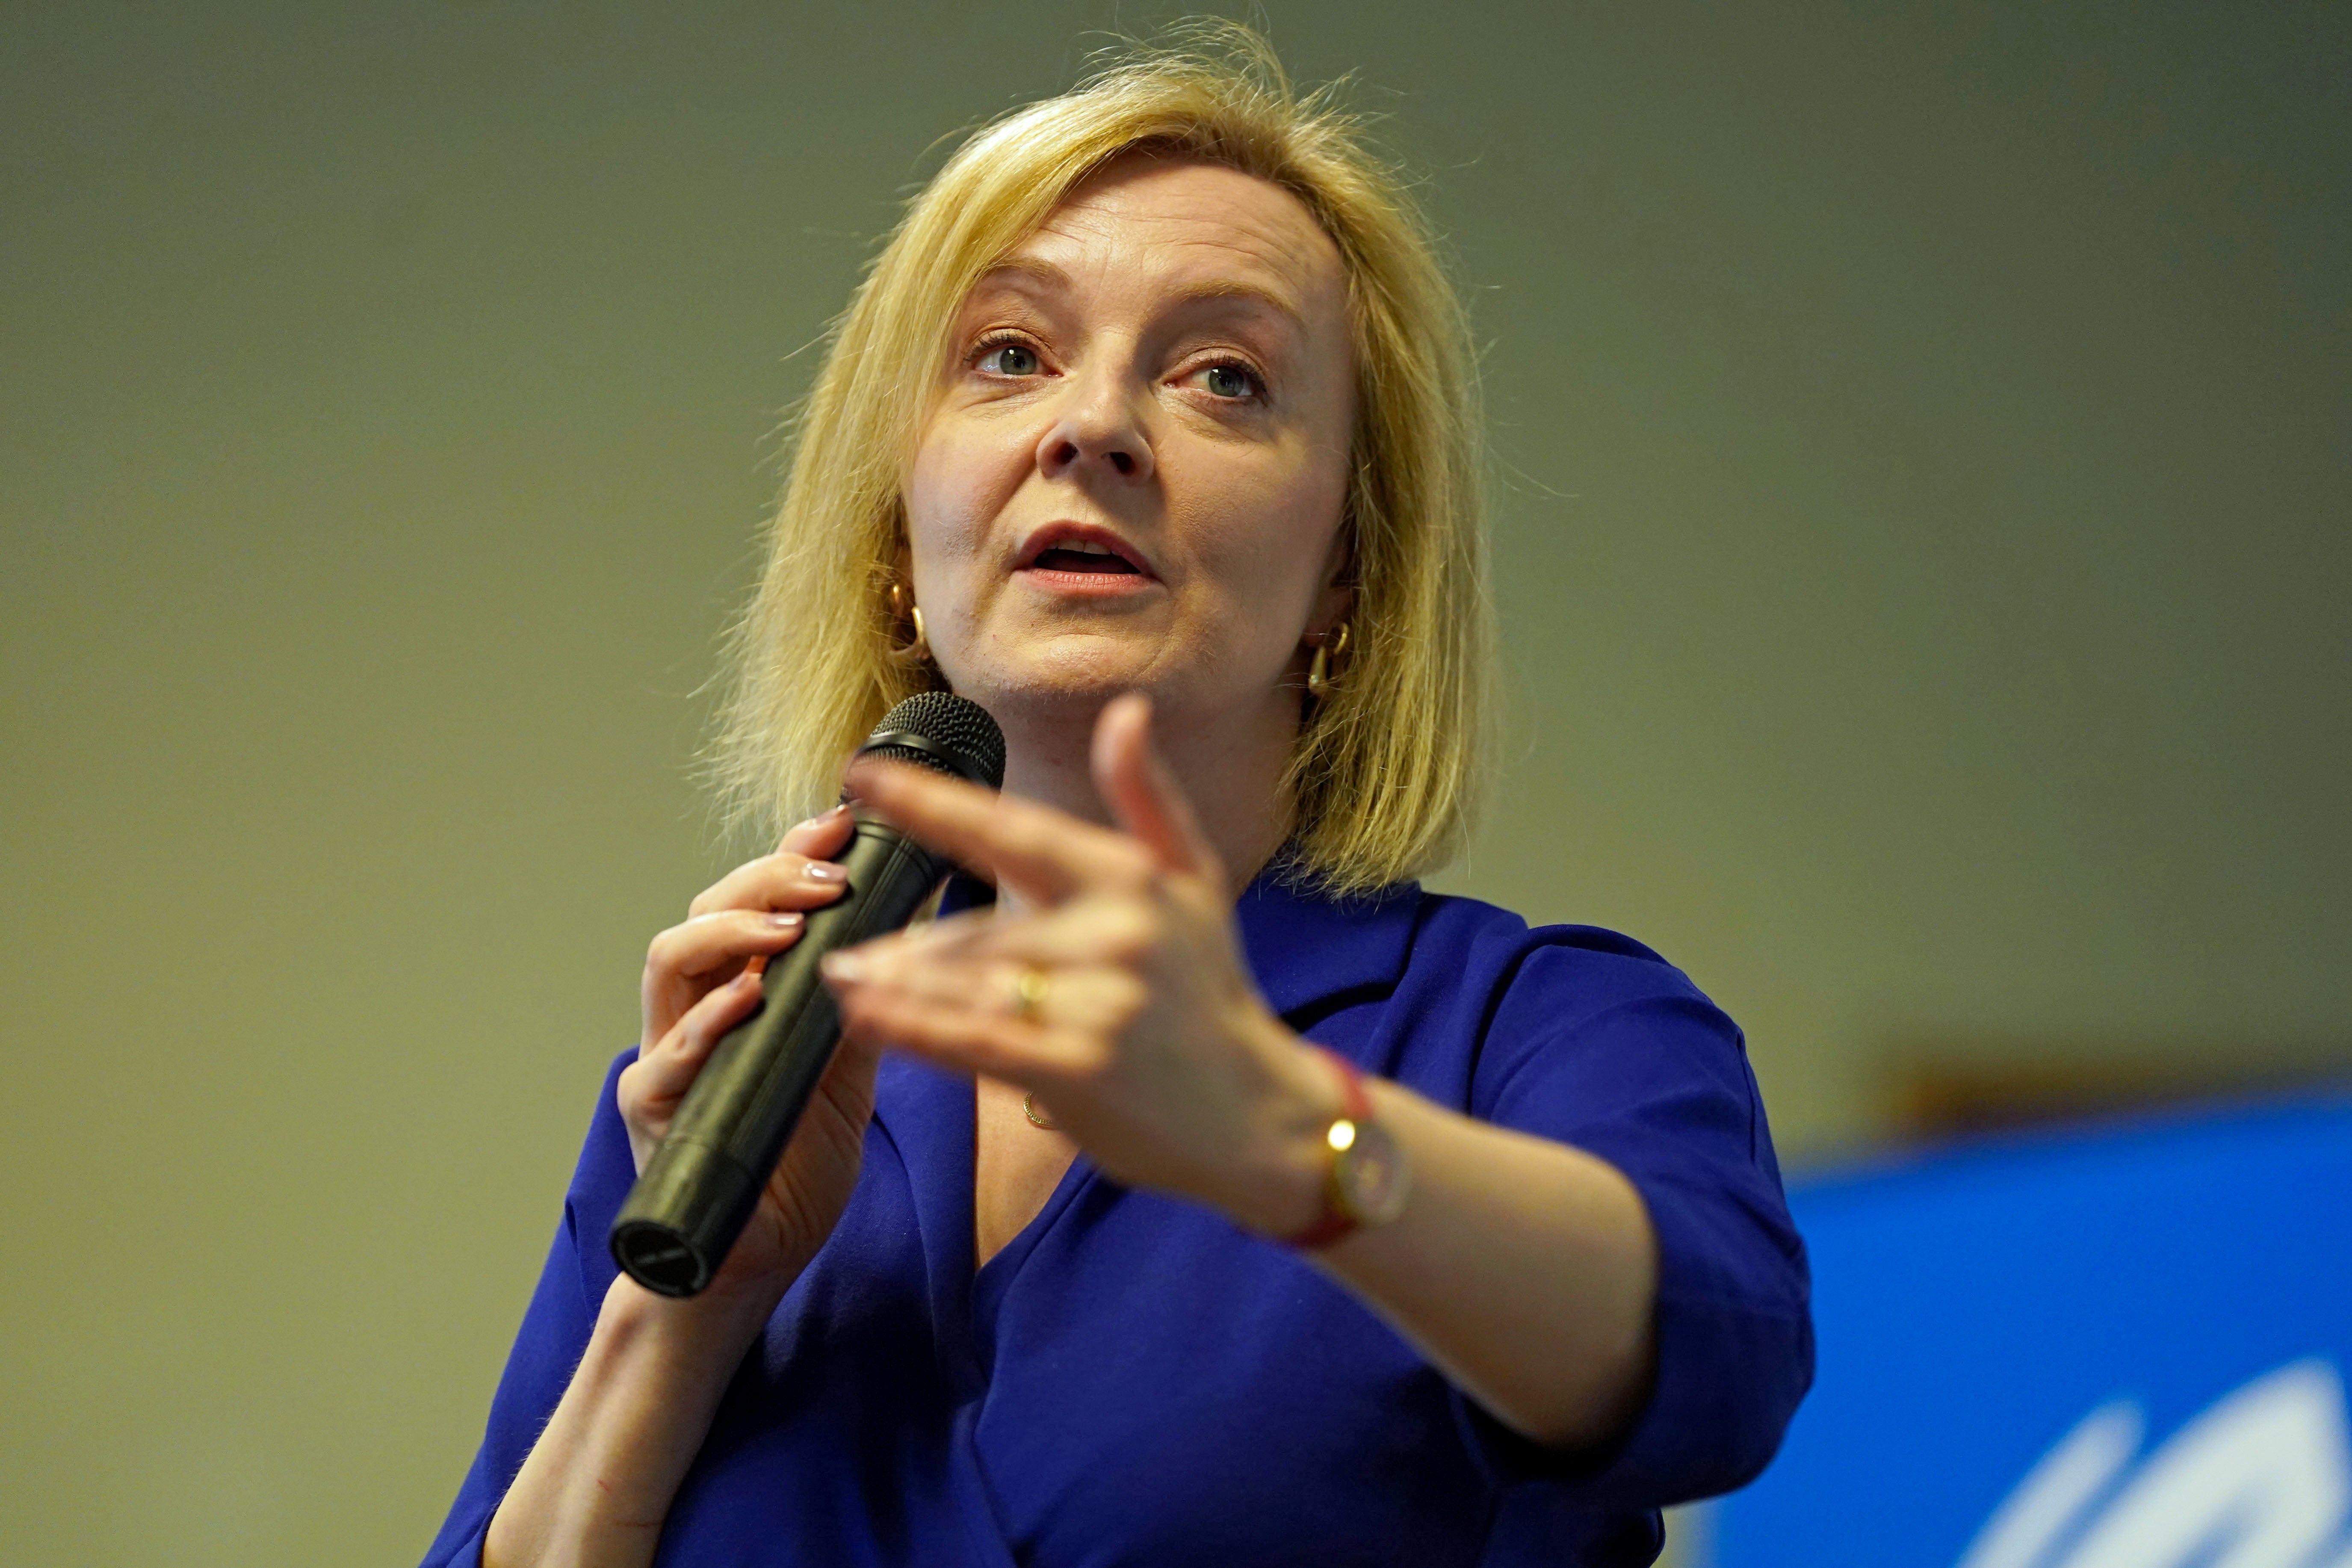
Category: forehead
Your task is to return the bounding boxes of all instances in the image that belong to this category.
[985,157,1347,324]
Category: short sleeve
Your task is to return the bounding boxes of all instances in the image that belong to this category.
[1461,946,1815,1513]
[419,1050,640,1567]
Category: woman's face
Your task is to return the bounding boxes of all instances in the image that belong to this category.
[906,156,1356,738]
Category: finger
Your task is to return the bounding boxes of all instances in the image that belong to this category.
[666,967,767,1072]
[686,845,852,919]
[642,907,808,1045]
[831,944,1149,1034]
[845,758,1152,904]
[777,802,856,860]
[833,982,1100,1084]
[839,904,1002,974]
[654,907,811,976]
[841,892,1156,984]
[623,968,764,1125]
[646,907,808,990]
[890,902,1002,954]
[1090,692,1223,883]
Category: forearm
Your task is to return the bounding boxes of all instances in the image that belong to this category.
[485,1277,779,1568]
[1300,1076,1659,1451]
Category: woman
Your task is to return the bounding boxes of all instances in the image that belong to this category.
[427,27,1811,1568]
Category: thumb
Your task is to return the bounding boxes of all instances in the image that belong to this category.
[1091,693,1223,883]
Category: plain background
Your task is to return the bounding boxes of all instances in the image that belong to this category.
[3,2,2345,1561]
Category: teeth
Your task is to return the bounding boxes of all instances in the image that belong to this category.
[1070,540,1110,554]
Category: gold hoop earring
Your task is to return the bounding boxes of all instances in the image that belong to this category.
[1306,621,1351,698]
[885,582,930,667]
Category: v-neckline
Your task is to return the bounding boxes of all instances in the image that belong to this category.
[975,1129,1092,1273]
[971,1089,1096,1364]
[973,1084,1082,1274]
[875,1057,1100,1391]
[859,866,1430,1414]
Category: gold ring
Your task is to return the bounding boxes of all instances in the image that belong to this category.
[1022,1090,1059,1131]
[1009,966,1050,1022]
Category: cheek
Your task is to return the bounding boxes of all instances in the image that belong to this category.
[1185,441,1349,616]
[905,421,1031,588]
[904,417,1049,681]
[905,426,993,551]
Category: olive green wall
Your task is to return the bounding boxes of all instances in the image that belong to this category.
[3,3,2343,1561]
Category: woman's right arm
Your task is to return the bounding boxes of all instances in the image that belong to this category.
[483,1276,783,1567]
[484,806,878,1568]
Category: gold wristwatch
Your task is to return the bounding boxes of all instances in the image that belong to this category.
[1282,1047,1412,1250]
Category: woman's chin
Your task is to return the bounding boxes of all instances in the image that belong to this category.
[944,639,1185,714]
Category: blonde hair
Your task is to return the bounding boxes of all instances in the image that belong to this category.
[710,21,1492,895]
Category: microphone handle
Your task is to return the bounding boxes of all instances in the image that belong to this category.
[609,814,948,1297]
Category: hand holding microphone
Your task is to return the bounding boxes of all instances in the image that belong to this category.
[610,694,1006,1300]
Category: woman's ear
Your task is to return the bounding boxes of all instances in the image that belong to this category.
[1306,526,1356,639]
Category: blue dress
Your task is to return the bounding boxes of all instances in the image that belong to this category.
[423,872,1813,1566]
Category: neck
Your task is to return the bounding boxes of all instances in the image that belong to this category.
[990,688,1300,896]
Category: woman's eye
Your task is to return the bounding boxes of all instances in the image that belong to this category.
[1199,363,1262,400]
[978,342,1041,376]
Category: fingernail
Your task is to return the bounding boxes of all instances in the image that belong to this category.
[804,861,847,884]
[786,803,851,841]
[734,968,764,989]
[763,911,804,930]
[821,951,866,983]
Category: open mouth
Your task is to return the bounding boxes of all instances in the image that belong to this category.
[1018,525,1156,581]
[1031,542,1142,575]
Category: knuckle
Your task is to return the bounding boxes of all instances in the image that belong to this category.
[834,989,882,1032]
[1007,815,1059,860]
[1062,1036,1116,1081]
[1097,901,1163,962]
[1102,972,1151,1025]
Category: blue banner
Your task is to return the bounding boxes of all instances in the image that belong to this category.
[1712,1096,2352,1568]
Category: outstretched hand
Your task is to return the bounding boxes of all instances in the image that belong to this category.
[823,693,1333,1234]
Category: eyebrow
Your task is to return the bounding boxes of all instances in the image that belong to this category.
[967,257,1310,336]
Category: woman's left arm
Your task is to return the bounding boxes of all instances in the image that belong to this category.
[823,695,1658,1452]
[1298,1078,1659,1449]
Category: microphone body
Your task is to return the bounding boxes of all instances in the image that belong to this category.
[610,694,1005,1298]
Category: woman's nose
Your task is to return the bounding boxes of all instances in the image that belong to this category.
[1035,373,1155,485]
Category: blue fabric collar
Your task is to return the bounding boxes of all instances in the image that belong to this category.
[1231,870,1422,1023]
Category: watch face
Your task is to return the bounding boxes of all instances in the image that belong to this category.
[1334,1120,1412,1227]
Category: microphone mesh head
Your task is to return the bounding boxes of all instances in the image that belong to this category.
[856,692,1007,790]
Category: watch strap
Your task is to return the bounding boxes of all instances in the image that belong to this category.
[1281,1048,1375,1252]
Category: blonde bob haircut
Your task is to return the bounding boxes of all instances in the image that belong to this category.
[711,21,1493,896]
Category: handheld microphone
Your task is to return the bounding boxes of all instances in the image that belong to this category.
[609,692,1006,1298]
